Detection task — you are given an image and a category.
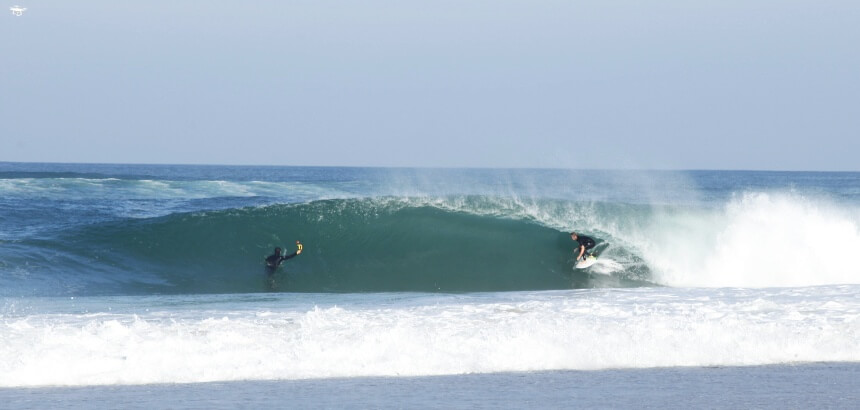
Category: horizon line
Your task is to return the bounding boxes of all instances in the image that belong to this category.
[0,160,857,174]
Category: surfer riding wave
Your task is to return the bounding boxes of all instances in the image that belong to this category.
[570,232,596,262]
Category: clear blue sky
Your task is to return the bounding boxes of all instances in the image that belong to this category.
[2,1,858,170]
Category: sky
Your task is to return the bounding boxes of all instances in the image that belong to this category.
[1,1,858,170]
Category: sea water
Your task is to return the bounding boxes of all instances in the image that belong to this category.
[0,163,858,407]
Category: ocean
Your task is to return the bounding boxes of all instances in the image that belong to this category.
[0,163,858,408]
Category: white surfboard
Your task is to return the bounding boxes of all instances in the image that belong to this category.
[575,255,597,269]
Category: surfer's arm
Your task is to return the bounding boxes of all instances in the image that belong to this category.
[281,251,299,261]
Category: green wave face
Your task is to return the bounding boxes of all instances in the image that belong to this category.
[34,197,647,295]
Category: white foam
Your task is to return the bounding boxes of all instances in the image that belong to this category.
[588,258,625,275]
[633,192,860,288]
[1,286,857,387]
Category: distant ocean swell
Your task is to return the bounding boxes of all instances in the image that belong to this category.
[2,191,858,297]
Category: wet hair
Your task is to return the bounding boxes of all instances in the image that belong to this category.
[274,247,282,253]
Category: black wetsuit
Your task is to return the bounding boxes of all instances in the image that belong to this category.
[265,251,298,273]
[576,235,596,254]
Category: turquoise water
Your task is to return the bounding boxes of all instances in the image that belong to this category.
[0,163,858,397]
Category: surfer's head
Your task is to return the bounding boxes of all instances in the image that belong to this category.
[570,232,578,240]
[274,247,282,255]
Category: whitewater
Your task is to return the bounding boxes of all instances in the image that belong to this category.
[0,163,858,390]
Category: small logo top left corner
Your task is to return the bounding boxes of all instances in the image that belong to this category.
[10,5,28,16]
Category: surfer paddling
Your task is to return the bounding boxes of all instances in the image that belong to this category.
[570,232,596,262]
[265,241,303,274]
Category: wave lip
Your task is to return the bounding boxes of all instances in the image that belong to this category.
[1,286,857,387]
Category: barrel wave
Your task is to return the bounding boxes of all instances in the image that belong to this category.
[5,197,649,296]
[3,168,859,296]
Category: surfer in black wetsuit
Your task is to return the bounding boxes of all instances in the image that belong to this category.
[570,232,596,261]
[265,241,303,274]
